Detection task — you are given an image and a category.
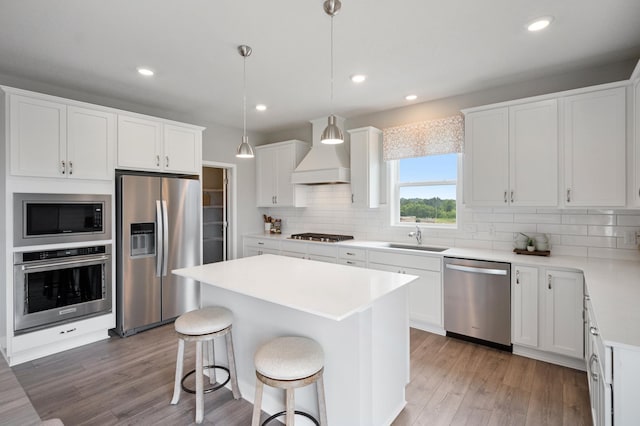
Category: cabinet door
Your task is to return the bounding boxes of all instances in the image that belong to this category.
[163,124,201,174]
[634,79,640,206]
[349,127,382,208]
[10,94,66,177]
[512,265,538,347]
[563,87,626,206]
[256,147,277,206]
[275,145,296,206]
[464,107,509,206]
[117,114,162,171]
[67,106,115,180]
[509,100,558,206]
[543,270,584,359]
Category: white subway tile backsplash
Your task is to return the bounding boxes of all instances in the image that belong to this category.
[266,185,640,261]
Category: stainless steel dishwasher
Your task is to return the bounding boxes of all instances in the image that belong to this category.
[443,257,512,351]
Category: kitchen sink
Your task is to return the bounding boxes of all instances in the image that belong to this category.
[385,243,448,252]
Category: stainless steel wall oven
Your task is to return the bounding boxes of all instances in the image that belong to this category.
[13,245,112,333]
[13,193,111,247]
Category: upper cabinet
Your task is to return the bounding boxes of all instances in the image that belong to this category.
[563,87,626,207]
[117,115,202,174]
[464,99,558,206]
[9,93,115,180]
[634,76,640,206]
[348,126,384,208]
[255,140,309,207]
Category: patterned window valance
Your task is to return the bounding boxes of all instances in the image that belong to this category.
[382,114,464,161]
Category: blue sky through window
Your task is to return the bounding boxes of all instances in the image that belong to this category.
[398,154,457,199]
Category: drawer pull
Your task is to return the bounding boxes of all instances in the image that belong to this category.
[257,242,264,245]
[345,252,356,256]
[59,327,77,334]
[589,326,599,336]
[346,261,355,265]
[516,269,520,285]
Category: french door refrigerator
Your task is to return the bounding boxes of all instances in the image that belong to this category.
[116,173,201,336]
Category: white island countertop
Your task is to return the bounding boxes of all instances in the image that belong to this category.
[173,254,417,321]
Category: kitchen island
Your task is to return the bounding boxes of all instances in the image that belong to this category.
[173,254,417,426]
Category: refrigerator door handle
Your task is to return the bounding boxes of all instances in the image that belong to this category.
[162,200,169,277]
[155,200,163,277]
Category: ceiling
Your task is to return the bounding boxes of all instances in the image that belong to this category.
[1,0,639,133]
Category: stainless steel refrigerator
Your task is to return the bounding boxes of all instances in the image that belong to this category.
[116,173,201,336]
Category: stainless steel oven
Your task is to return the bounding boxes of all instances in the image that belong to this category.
[14,193,111,247]
[13,245,112,333]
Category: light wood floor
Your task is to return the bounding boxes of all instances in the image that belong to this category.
[12,324,591,425]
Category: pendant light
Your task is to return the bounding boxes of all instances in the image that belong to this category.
[236,44,255,158]
[320,0,344,145]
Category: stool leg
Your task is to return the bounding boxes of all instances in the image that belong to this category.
[170,338,185,405]
[207,339,216,385]
[317,373,328,426]
[195,340,204,424]
[251,377,264,426]
[225,330,242,399]
[285,388,295,426]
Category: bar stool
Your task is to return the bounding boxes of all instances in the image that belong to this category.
[170,306,241,424]
[251,336,327,426]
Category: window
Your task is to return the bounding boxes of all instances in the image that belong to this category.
[393,153,458,226]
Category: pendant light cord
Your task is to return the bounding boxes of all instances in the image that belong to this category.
[330,14,334,114]
[243,54,247,138]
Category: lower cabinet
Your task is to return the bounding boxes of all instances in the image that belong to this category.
[280,241,337,263]
[368,250,443,333]
[511,265,584,365]
[243,237,280,257]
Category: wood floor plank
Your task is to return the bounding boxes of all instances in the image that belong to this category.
[12,325,591,426]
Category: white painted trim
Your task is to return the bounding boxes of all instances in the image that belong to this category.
[410,321,445,336]
[202,160,238,260]
[513,344,586,371]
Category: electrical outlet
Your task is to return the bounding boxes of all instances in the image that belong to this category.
[623,230,640,246]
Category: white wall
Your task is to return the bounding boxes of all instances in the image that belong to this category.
[259,58,640,261]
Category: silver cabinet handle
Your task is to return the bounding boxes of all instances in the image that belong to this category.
[510,190,514,203]
[346,261,355,265]
[566,189,571,203]
[351,194,354,203]
[503,191,507,203]
[548,274,552,289]
[445,263,507,276]
[589,354,599,381]
[156,155,160,167]
[165,156,169,168]
[61,160,66,174]
[516,269,520,285]
[585,295,591,301]
[590,326,599,336]
[69,161,73,175]
[257,242,264,245]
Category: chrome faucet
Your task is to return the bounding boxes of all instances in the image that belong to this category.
[408,225,422,245]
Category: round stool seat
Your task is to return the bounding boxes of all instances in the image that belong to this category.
[255,336,324,380]
[175,306,233,335]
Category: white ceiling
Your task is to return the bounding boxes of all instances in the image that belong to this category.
[1,0,639,133]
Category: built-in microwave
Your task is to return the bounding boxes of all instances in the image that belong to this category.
[13,193,111,247]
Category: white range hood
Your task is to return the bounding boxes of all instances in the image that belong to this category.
[291,116,350,184]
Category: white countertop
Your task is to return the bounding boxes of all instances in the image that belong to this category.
[245,234,640,349]
[173,254,417,321]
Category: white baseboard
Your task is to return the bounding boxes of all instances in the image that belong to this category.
[513,344,586,371]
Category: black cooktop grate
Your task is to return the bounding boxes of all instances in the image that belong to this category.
[289,233,354,242]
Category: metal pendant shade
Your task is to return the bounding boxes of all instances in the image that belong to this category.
[321,0,344,145]
[236,45,255,158]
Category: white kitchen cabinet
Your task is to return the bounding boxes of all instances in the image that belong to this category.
[348,126,383,208]
[542,269,584,359]
[368,250,442,332]
[563,87,626,207]
[463,99,558,206]
[9,94,115,180]
[511,265,538,347]
[634,76,640,206]
[338,246,367,268]
[243,236,280,257]
[117,115,202,174]
[255,140,309,207]
[280,241,337,263]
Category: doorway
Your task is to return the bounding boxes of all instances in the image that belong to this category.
[201,161,237,262]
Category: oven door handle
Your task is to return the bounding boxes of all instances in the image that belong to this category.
[156,200,163,278]
[20,255,110,271]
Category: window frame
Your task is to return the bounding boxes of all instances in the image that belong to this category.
[390,154,463,229]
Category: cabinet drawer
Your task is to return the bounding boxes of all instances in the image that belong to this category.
[587,299,612,383]
[281,240,306,253]
[309,254,337,264]
[244,237,280,250]
[338,247,366,261]
[281,250,307,259]
[338,258,366,268]
[368,250,441,271]
[308,244,338,258]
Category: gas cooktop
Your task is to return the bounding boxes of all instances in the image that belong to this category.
[289,233,354,243]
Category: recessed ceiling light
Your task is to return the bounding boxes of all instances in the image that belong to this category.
[351,74,367,83]
[405,94,417,101]
[256,104,267,111]
[527,16,553,32]
[137,67,154,77]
